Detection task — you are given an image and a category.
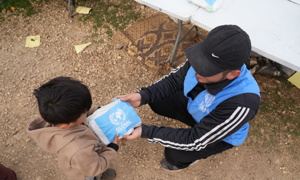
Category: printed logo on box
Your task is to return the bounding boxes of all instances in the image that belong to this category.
[109,109,126,125]
[108,108,133,133]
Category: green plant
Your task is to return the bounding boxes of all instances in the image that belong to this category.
[77,0,142,39]
[0,0,40,21]
[1,0,141,40]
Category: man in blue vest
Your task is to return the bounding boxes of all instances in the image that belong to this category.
[117,25,261,171]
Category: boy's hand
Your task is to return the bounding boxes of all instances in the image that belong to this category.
[122,126,142,140]
[115,93,141,108]
[112,134,123,145]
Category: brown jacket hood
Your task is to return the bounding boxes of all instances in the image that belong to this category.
[27,117,92,154]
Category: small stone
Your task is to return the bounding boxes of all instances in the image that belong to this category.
[116,44,124,49]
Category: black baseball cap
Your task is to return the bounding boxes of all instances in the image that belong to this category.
[185,25,251,77]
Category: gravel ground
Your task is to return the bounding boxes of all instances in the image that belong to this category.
[1,1,300,180]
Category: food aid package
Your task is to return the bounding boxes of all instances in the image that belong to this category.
[87,99,141,145]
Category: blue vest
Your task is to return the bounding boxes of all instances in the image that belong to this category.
[183,65,260,146]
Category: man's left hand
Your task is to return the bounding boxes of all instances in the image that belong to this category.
[123,126,142,140]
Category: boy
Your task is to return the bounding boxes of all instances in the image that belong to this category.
[27,76,121,180]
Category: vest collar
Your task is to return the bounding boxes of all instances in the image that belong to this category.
[203,78,233,95]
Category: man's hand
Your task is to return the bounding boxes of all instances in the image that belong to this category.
[122,126,142,140]
[115,93,142,108]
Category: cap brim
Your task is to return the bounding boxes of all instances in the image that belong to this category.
[184,42,225,77]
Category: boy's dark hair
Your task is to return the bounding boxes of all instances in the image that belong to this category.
[33,76,92,124]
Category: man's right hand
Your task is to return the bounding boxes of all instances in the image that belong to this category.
[115,93,141,108]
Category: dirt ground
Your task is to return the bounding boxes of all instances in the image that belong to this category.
[1,1,300,180]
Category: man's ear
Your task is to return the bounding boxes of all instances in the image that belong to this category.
[226,70,241,80]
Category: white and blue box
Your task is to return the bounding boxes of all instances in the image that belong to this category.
[87,99,142,145]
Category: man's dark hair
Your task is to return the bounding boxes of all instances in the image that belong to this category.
[33,76,92,124]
